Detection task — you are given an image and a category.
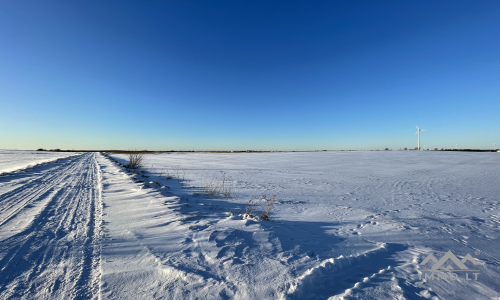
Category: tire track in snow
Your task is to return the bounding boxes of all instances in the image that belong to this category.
[0,154,87,229]
[0,153,102,300]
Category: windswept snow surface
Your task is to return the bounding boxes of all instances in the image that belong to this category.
[0,150,80,175]
[1,151,499,299]
[107,151,500,300]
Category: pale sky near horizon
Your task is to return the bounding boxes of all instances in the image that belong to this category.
[1,1,499,151]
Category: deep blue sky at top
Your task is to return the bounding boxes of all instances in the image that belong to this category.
[0,1,499,150]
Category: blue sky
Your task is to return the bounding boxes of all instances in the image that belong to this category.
[1,1,499,150]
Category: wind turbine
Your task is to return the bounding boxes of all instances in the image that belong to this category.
[415,126,425,151]
[494,143,497,151]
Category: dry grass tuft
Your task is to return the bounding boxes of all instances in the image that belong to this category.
[202,171,234,198]
[245,198,258,218]
[126,152,144,169]
[231,193,277,220]
[260,194,276,220]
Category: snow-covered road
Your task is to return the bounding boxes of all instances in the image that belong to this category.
[0,153,102,299]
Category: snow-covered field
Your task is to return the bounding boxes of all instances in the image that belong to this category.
[0,151,499,299]
[0,150,80,175]
[107,151,500,300]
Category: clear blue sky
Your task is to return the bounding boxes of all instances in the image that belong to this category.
[1,1,499,150]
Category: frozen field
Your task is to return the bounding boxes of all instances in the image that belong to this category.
[0,151,499,299]
[0,150,80,174]
[108,151,500,300]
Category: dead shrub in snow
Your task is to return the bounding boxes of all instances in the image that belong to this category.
[260,194,276,220]
[245,198,258,218]
[232,194,277,220]
[126,152,144,169]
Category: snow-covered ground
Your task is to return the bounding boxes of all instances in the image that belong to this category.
[107,151,500,300]
[0,151,499,299]
[0,150,80,175]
